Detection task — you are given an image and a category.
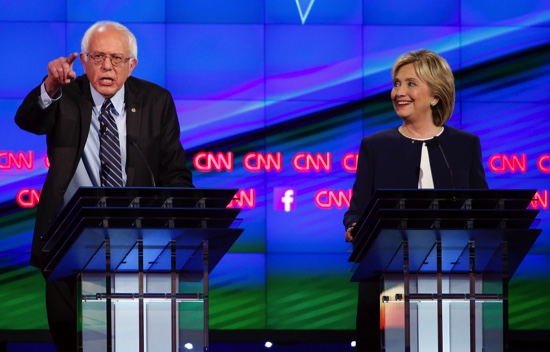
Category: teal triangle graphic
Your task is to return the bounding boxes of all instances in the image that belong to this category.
[295,0,316,24]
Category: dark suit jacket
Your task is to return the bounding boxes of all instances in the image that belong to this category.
[15,75,194,269]
[344,126,488,228]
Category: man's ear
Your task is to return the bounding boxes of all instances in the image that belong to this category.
[79,53,87,73]
[128,58,138,76]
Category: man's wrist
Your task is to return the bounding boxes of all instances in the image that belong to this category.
[39,82,61,109]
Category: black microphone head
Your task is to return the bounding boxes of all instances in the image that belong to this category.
[98,117,105,133]
[426,136,439,148]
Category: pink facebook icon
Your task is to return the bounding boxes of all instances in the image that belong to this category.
[274,188,296,212]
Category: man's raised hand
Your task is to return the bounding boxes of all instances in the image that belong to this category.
[44,52,78,97]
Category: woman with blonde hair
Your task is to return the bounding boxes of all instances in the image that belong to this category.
[344,49,488,351]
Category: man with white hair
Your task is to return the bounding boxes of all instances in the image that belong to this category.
[15,21,194,351]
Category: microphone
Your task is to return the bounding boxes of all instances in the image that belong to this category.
[131,140,156,187]
[431,136,455,190]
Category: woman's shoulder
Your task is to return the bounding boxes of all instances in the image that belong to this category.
[442,125,480,141]
[363,127,400,142]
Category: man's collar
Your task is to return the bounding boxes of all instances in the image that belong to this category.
[90,84,125,115]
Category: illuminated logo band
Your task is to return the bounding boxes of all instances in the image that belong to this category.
[274,187,297,212]
[295,0,316,24]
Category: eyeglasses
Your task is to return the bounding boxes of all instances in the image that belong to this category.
[86,53,133,66]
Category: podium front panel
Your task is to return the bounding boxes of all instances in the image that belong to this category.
[40,187,244,352]
[348,189,542,352]
[351,228,541,282]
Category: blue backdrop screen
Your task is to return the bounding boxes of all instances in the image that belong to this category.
[0,0,549,333]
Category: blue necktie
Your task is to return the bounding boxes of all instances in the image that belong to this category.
[99,99,123,187]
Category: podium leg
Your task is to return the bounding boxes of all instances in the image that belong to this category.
[203,239,209,351]
[380,239,506,352]
[79,236,208,352]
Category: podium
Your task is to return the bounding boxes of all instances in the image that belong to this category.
[41,187,243,352]
[348,189,542,352]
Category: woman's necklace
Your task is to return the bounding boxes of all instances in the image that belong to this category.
[398,126,444,143]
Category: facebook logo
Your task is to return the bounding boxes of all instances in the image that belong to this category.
[274,188,296,212]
